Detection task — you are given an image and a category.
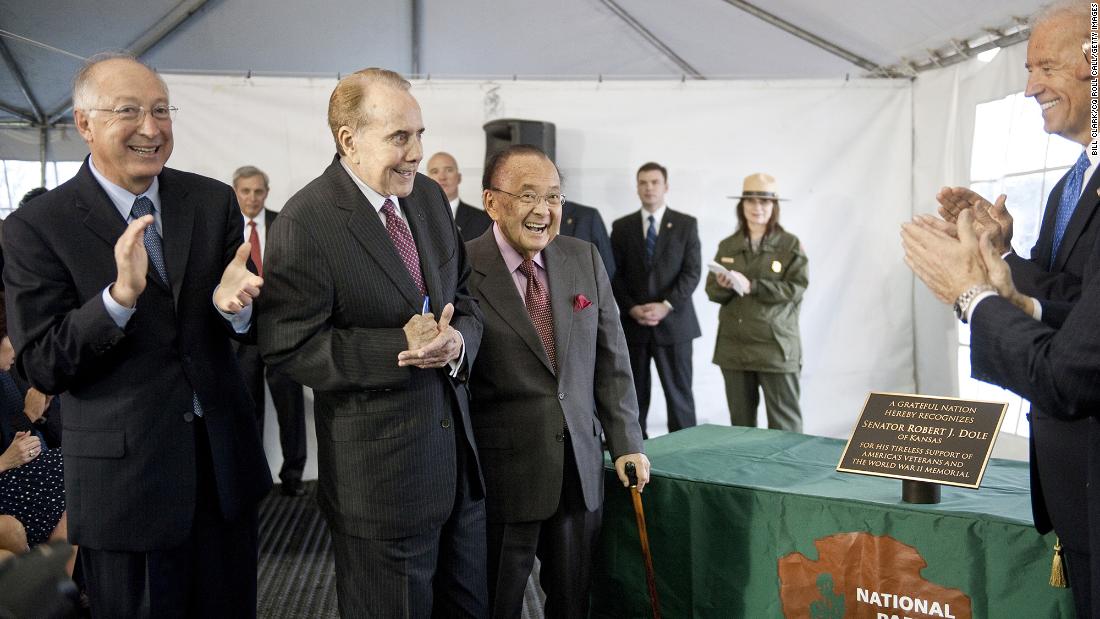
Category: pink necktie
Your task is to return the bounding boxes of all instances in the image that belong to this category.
[381,199,426,295]
[247,220,263,277]
[518,259,556,373]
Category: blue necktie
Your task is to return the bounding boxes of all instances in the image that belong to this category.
[1051,151,1091,267]
[645,214,657,265]
[131,196,169,284]
[131,196,203,418]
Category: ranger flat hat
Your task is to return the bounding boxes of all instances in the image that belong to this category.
[727,172,789,201]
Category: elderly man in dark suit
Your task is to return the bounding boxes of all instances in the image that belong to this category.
[926,3,1100,617]
[610,162,701,437]
[466,144,648,618]
[3,53,270,617]
[230,165,308,497]
[257,68,486,618]
[560,200,616,278]
[427,151,492,242]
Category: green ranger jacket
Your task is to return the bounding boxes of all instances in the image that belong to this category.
[705,229,808,373]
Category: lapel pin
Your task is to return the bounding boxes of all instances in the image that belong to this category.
[666,222,672,229]
[567,218,574,225]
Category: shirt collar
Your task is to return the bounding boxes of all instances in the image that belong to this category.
[641,204,667,226]
[493,223,544,273]
[88,156,161,221]
[339,158,400,216]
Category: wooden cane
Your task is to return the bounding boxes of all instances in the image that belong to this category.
[625,461,661,619]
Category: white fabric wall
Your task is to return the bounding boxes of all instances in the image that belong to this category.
[910,45,1028,396]
[161,74,915,475]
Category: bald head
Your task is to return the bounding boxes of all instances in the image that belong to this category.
[426,152,462,201]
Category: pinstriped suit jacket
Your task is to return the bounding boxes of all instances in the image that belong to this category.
[257,155,484,539]
[465,232,644,523]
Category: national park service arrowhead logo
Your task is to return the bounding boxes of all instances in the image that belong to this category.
[778,532,972,618]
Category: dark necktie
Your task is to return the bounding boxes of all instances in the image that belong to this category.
[645,214,657,266]
[1051,151,1091,266]
[518,259,557,373]
[247,220,263,277]
[381,199,426,295]
[131,196,168,284]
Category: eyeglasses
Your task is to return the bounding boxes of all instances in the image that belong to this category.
[87,104,178,123]
[489,187,565,207]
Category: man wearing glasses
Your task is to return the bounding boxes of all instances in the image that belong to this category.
[3,53,270,617]
[465,144,648,618]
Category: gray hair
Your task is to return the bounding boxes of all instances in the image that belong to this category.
[72,51,169,110]
[232,166,270,189]
[1031,0,1093,36]
[327,68,412,155]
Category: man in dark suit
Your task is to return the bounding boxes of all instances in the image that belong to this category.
[3,53,270,617]
[560,200,616,278]
[610,162,701,437]
[427,151,492,242]
[914,6,1100,616]
[466,144,648,618]
[231,165,308,497]
[257,68,487,617]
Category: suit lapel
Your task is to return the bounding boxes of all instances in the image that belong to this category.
[331,163,422,313]
[471,238,556,375]
[158,171,193,304]
[75,163,127,250]
[654,209,675,259]
[543,240,574,371]
[1053,165,1100,270]
[402,193,442,313]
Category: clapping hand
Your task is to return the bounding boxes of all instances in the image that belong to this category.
[214,243,264,314]
[110,215,154,307]
[936,187,1013,254]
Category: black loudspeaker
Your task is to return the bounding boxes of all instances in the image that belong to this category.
[483,119,556,166]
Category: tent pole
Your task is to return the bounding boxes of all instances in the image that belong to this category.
[601,0,704,79]
[39,125,47,187]
[411,0,421,77]
[0,37,45,123]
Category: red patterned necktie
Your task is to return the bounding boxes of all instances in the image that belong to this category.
[518,259,557,373]
[247,220,263,277]
[381,199,426,295]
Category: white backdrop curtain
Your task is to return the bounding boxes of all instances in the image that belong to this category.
[161,73,915,477]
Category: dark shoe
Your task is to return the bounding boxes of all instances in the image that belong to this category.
[280,480,307,497]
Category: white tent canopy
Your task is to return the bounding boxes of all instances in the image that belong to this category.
[0,1,1051,476]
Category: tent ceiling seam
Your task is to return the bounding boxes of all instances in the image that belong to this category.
[600,0,705,80]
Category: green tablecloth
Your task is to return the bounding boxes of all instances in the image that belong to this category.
[592,424,1073,618]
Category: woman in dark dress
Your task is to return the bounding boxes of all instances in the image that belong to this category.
[0,293,66,557]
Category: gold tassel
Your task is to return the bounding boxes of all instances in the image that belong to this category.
[1050,538,1068,588]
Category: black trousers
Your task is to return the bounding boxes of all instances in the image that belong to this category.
[79,418,259,618]
[486,439,602,619]
[1064,549,1096,619]
[331,430,487,618]
[628,340,697,438]
[237,343,307,483]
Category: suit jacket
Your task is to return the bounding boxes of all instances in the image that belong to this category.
[560,201,615,279]
[455,200,492,242]
[610,208,702,345]
[257,155,484,539]
[2,159,272,551]
[465,231,643,523]
[985,163,1100,554]
[1006,162,1100,325]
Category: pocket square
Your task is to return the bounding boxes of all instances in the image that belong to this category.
[573,294,592,311]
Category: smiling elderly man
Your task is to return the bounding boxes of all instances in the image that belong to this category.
[907,2,1100,616]
[464,144,648,618]
[3,52,269,617]
[257,68,486,617]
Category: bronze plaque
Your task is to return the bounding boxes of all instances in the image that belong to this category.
[837,392,1008,489]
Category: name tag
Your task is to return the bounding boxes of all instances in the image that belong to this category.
[720,257,735,264]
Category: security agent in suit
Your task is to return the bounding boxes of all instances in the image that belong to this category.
[467,144,649,618]
[2,54,271,617]
[231,166,309,497]
[257,68,487,618]
[427,151,492,242]
[560,200,616,279]
[610,162,701,437]
[930,5,1100,616]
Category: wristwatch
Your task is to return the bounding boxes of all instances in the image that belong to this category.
[953,284,996,323]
